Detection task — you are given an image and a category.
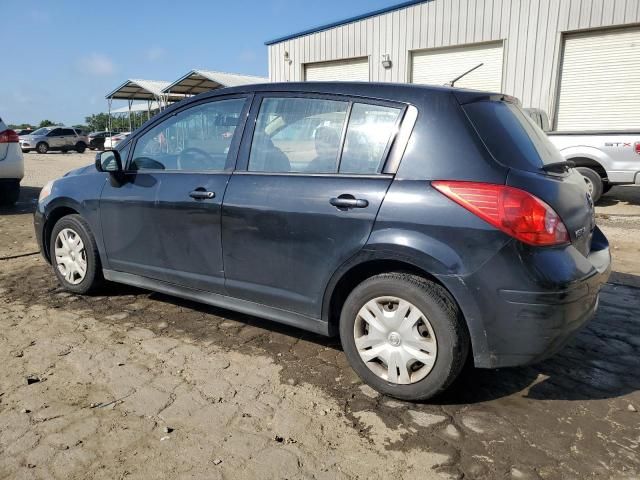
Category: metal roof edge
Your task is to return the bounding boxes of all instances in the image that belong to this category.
[264,0,428,45]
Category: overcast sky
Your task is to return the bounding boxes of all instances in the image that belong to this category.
[0,0,397,126]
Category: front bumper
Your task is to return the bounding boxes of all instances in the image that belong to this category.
[440,227,611,369]
[34,207,48,262]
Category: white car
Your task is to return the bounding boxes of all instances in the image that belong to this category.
[0,117,24,206]
[104,132,131,149]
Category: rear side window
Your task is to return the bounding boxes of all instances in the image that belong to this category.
[248,98,401,174]
[340,104,401,174]
[249,98,349,173]
[464,101,564,171]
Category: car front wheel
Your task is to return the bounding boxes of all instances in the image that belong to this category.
[576,167,604,203]
[340,273,469,401]
[75,142,86,153]
[49,214,103,294]
[36,142,49,154]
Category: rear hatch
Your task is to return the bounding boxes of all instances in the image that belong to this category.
[462,98,596,255]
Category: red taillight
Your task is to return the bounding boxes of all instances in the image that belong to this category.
[635,142,640,155]
[432,181,570,246]
[0,129,19,143]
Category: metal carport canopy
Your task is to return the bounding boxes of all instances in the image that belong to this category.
[105,79,185,102]
[162,70,268,95]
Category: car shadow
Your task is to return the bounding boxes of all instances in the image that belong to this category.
[0,186,40,216]
[131,272,640,405]
[597,186,640,207]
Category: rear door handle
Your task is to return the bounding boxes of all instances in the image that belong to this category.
[330,196,369,209]
[189,189,215,200]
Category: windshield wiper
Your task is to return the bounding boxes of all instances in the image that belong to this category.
[541,160,575,172]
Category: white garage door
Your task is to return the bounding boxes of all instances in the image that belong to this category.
[556,27,640,131]
[305,58,369,82]
[411,42,504,92]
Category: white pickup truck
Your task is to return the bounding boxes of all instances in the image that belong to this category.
[525,109,640,202]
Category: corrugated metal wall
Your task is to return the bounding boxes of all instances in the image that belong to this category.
[268,0,640,122]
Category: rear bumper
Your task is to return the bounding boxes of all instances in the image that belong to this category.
[439,227,611,369]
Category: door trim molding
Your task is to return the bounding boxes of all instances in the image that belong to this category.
[103,269,330,336]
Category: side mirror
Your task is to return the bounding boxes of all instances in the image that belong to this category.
[95,150,122,173]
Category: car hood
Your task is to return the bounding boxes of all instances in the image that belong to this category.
[64,164,94,177]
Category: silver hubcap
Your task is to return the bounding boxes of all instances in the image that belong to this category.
[584,176,594,195]
[354,297,438,385]
[54,228,87,285]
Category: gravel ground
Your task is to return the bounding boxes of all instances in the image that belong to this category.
[0,153,639,479]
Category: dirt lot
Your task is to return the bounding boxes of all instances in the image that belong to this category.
[0,152,639,479]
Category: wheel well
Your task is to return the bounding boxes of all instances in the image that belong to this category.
[570,157,608,180]
[327,259,456,336]
[43,207,79,261]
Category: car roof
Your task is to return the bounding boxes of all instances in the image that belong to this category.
[162,82,502,115]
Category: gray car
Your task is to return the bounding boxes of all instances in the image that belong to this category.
[20,127,89,154]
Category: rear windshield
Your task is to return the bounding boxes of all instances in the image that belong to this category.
[464,101,564,171]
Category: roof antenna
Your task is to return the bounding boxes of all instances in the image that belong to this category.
[445,63,484,87]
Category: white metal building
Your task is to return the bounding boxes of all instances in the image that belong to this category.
[266,0,640,131]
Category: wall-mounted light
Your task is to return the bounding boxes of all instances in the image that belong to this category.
[284,51,292,65]
[381,54,392,69]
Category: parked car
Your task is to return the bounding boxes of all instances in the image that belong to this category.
[524,108,640,202]
[34,83,610,401]
[87,131,115,151]
[15,128,34,137]
[103,132,131,149]
[20,127,89,154]
[0,117,24,205]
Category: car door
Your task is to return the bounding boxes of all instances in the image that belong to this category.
[46,128,64,148]
[61,128,76,148]
[100,95,250,293]
[221,94,405,318]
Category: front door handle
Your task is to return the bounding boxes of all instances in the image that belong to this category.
[189,189,215,200]
[330,195,369,210]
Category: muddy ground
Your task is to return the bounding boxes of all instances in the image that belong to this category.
[0,152,639,479]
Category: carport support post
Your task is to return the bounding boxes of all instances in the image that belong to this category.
[127,99,133,132]
[147,100,151,121]
[107,98,112,134]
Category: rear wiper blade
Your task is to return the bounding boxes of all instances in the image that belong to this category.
[541,160,575,172]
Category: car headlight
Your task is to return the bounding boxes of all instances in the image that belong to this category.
[39,180,54,203]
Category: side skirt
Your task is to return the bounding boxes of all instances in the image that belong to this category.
[103,270,329,336]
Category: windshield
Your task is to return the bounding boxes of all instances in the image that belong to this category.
[464,101,565,171]
[31,127,52,136]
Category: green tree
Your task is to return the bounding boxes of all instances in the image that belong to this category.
[8,123,35,130]
[38,120,58,128]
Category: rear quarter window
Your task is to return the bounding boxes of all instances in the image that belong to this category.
[463,101,564,172]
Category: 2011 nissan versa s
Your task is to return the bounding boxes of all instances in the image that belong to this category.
[35,82,611,401]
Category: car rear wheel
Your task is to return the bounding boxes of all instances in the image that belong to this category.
[0,180,20,206]
[50,215,103,294]
[339,273,469,401]
[75,142,86,153]
[576,167,603,203]
[36,142,49,154]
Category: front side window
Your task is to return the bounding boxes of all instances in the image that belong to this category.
[130,98,246,171]
[249,97,349,173]
[339,104,402,174]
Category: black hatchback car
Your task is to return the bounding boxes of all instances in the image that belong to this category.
[34,82,610,401]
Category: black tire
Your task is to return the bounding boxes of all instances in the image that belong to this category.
[602,183,613,195]
[0,180,20,206]
[339,273,469,401]
[49,214,103,294]
[576,167,603,203]
[75,142,86,153]
[36,142,49,154]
